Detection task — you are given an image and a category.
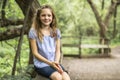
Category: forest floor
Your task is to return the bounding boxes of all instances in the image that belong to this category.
[62,46,120,80]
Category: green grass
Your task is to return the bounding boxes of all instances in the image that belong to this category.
[62,47,100,55]
[62,47,79,55]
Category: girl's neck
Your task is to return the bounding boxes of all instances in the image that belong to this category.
[42,25,50,30]
[41,26,51,36]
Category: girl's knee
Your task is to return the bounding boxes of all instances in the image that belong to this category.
[62,72,71,80]
[50,72,62,80]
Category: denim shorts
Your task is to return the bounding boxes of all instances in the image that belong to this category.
[34,65,66,78]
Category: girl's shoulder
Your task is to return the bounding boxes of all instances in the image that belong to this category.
[29,27,36,32]
[30,27,35,30]
[56,28,61,39]
[28,27,37,38]
[56,28,61,34]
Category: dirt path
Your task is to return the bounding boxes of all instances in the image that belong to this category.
[62,46,120,80]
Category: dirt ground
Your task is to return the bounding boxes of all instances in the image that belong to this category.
[62,46,120,80]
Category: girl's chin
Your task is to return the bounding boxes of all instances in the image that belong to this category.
[43,23,51,26]
[43,24,50,27]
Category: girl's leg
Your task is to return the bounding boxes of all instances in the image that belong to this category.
[62,72,71,80]
[50,71,62,80]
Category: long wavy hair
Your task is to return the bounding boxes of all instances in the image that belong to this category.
[32,5,57,42]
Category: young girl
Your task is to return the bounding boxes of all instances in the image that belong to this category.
[28,5,71,80]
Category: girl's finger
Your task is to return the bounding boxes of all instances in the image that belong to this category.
[55,63,63,74]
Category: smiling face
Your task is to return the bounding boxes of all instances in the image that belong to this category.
[40,8,53,27]
[33,5,57,41]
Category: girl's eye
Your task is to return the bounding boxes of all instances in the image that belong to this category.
[48,15,51,17]
[41,14,52,17]
[41,14,46,17]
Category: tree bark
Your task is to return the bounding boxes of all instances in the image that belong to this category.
[113,4,117,38]
[0,19,23,27]
[103,1,117,27]
[0,27,24,41]
[101,0,105,10]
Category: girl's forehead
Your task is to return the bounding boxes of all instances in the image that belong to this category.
[41,8,52,13]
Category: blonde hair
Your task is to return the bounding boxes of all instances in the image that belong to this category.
[32,5,57,42]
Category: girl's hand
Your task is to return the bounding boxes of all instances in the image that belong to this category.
[50,62,63,74]
[54,62,63,74]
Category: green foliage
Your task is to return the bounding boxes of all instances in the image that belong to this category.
[38,0,48,4]
[0,36,29,77]
[39,0,100,36]
[0,74,31,80]
[3,0,24,19]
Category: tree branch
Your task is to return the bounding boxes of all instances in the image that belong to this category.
[117,0,120,5]
[0,19,23,27]
[1,0,7,19]
[87,0,106,38]
[0,27,28,41]
[104,0,117,27]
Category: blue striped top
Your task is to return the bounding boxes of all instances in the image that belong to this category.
[28,28,61,68]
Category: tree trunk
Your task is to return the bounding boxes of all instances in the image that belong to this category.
[87,0,119,54]
[113,4,117,38]
[12,0,35,75]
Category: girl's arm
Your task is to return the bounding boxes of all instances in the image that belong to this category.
[55,39,61,64]
[55,39,64,74]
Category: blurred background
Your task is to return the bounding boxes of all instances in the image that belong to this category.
[0,0,120,79]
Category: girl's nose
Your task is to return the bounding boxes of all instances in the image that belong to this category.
[45,16,48,19]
